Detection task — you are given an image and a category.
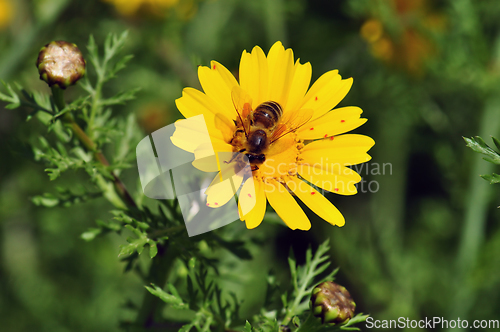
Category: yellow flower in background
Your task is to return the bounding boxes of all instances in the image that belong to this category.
[102,0,198,19]
[0,0,13,29]
[172,42,374,230]
[103,0,178,16]
[360,0,446,75]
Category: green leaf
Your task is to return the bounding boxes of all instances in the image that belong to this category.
[107,54,134,80]
[0,81,20,109]
[149,241,158,258]
[464,136,500,165]
[282,240,338,324]
[82,219,122,241]
[189,257,197,270]
[32,187,102,208]
[244,321,253,332]
[99,88,140,106]
[493,136,500,152]
[178,325,193,332]
[32,193,59,207]
[292,316,301,327]
[118,225,156,258]
[263,270,280,309]
[81,228,102,241]
[481,173,500,184]
[339,313,370,331]
[145,283,189,310]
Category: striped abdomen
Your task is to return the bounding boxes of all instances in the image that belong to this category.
[252,101,283,129]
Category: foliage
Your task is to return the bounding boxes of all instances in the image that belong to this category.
[0,32,366,332]
[464,136,500,184]
[2,0,500,331]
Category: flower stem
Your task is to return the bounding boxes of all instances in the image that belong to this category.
[447,95,500,328]
[135,243,177,327]
[50,86,137,209]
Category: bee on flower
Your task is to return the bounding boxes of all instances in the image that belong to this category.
[171,42,374,231]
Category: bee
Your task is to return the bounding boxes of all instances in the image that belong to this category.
[223,86,313,171]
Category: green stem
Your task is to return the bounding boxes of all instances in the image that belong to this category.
[447,95,500,329]
[147,224,186,239]
[87,79,102,136]
[369,113,414,317]
[50,86,137,209]
[135,243,177,328]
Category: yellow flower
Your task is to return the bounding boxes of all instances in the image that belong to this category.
[102,0,179,17]
[360,0,446,75]
[172,42,374,231]
[0,0,13,29]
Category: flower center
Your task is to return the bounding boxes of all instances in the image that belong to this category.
[227,99,305,182]
[255,134,303,182]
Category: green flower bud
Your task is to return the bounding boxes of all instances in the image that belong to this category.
[36,41,86,89]
[310,281,356,324]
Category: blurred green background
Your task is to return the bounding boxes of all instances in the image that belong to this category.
[1,0,500,330]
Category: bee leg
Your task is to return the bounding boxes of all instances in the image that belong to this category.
[224,149,246,164]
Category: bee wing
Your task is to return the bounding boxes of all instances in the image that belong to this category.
[214,112,235,142]
[270,108,314,144]
[231,86,253,136]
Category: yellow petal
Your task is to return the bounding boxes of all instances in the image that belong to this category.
[239,46,269,106]
[170,115,225,153]
[285,60,312,114]
[267,42,296,107]
[300,134,375,166]
[214,113,236,143]
[297,164,360,195]
[299,71,353,121]
[174,88,231,141]
[286,176,345,226]
[198,62,238,120]
[264,179,311,230]
[175,88,217,119]
[239,178,266,229]
[205,169,244,208]
[297,106,367,140]
[170,118,210,152]
[192,141,233,172]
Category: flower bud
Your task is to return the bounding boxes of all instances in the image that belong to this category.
[310,281,356,324]
[36,41,86,89]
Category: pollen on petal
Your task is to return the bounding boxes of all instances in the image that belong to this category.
[324,134,328,138]
[206,203,210,206]
[341,119,345,123]
[248,193,252,197]
[310,127,314,130]
[315,96,318,101]
[311,192,316,195]
[212,64,216,70]
[330,136,335,140]
[334,188,339,192]
[214,202,219,206]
